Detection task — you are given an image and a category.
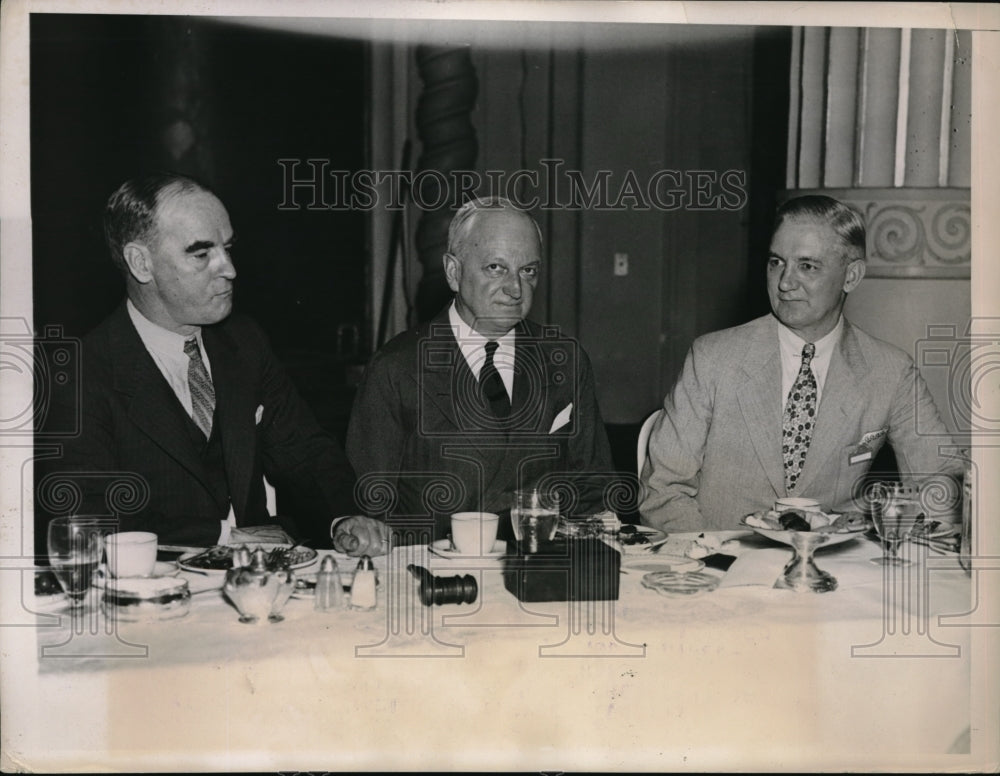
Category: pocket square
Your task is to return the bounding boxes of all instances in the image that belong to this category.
[859,427,888,447]
[255,404,264,425]
[549,403,573,433]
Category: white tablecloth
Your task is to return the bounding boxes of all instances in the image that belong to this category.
[5,531,991,772]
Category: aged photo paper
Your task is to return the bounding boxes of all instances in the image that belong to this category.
[2,0,998,772]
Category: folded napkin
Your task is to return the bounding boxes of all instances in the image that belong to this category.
[227,525,294,545]
[718,548,790,588]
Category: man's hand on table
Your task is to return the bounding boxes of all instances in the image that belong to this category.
[331,516,391,557]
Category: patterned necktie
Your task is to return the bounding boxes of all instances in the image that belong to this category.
[782,342,817,493]
[184,338,216,438]
[480,340,511,419]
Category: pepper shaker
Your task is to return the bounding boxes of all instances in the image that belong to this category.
[351,555,377,611]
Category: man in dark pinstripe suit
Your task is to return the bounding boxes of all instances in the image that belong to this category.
[37,173,387,554]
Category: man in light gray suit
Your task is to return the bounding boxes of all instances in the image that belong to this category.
[639,195,961,531]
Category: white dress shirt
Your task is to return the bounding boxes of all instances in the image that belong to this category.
[127,299,213,416]
[127,299,234,542]
[448,301,516,400]
[777,315,843,408]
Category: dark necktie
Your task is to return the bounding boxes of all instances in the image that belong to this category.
[782,342,817,493]
[184,338,216,438]
[480,340,511,419]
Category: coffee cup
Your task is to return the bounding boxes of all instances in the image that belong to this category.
[450,512,500,555]
[106,531,158,578]
[775,497,821,513]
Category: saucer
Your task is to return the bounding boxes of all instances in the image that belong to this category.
[92,561,180,587]
[428,539,507,560]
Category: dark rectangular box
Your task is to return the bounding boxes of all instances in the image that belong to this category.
[502,537,621,602]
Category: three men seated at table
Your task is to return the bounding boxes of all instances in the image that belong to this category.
[638,195,962,531]
[37,180,958,554]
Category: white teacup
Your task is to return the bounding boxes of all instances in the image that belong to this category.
[106,531,158,578]
[450,512,500,555]
[775,497,821,513]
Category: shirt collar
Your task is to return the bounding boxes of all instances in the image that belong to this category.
[127,299,203,355]
[448,300,516,352]
[776,314,843,363]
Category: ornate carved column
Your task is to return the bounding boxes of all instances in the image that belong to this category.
[413,46,479,322]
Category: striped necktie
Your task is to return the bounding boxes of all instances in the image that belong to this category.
[782,342,817,493]
[184,338,216,438]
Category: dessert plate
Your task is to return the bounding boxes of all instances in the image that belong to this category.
[612,526,668,555]
[178,544,318,574]
[740,516,866,549]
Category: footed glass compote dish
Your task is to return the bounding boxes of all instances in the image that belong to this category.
[743,511,867,593]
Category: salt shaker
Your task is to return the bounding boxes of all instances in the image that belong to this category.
[351,555,377,611]
[314,555,344,612]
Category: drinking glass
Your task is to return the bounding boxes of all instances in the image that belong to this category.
[869,483,924,566]
[511,488,561,553]
[47,517,106,608]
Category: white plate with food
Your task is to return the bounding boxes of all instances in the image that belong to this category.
[741,510,867,548]
[910,520,961,540]
[612,525,669,555]
[178,544,318,574]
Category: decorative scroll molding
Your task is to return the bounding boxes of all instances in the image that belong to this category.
[782,188,971,278]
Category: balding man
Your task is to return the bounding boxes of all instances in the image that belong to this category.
[346,197,616,541]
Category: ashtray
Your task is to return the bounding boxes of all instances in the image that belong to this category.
[640,570,719,597]
[102,576,191,621]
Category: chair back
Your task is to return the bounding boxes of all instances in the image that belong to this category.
[636,409,664,478]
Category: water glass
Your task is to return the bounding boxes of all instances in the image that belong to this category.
[47,516,106,608]
[511,488,561,553]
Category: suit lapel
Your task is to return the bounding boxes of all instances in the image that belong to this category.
[109,307,210,489]
[736,317,786,499]
[485,323,561,496]
[794,321,866,495]
[510,328,545,428]
[417,318,468,431]
[204,324,256,520]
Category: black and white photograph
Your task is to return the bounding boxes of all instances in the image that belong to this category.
[1,0,998,771]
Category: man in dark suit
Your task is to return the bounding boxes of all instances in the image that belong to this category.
[639,195,962,531]
[37,173,387,553]
[346,197,617,542]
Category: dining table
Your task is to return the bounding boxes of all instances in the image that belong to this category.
[4,526,993,772]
